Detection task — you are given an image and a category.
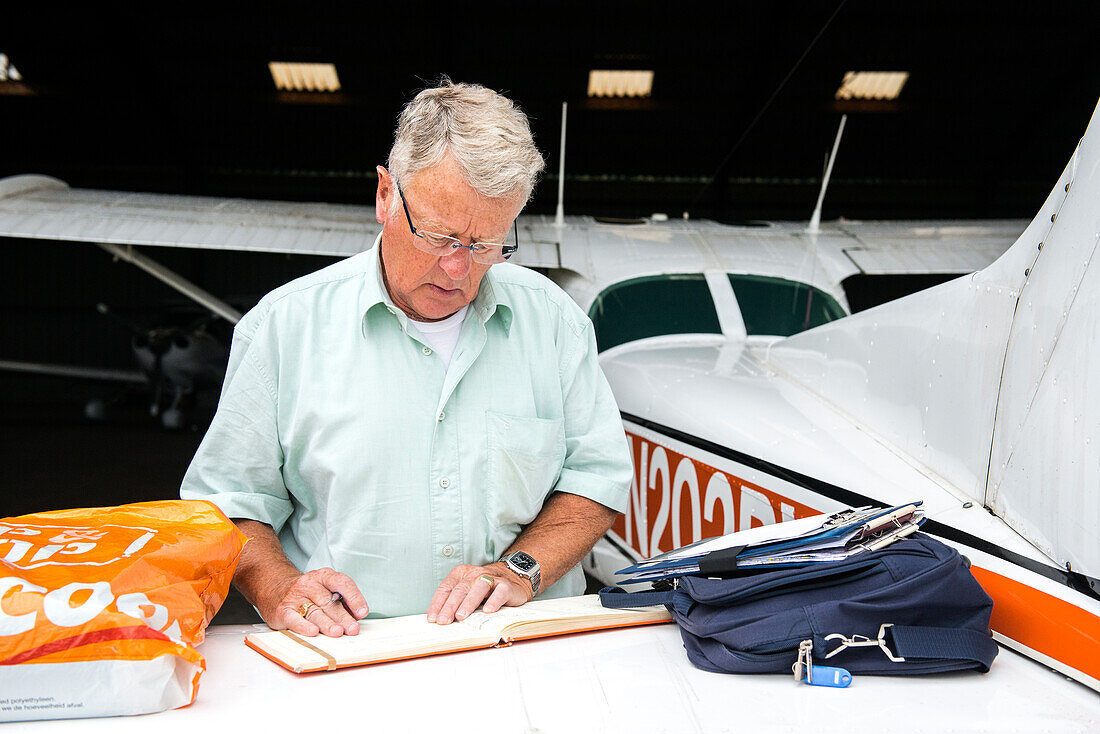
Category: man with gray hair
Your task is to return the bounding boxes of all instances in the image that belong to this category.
[181,80,632,637]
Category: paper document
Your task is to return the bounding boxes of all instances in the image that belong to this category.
[616,502,925,583]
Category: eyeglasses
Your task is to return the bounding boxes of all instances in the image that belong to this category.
[395,179,518,265]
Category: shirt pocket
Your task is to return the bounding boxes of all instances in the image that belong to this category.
[485,411,566,530]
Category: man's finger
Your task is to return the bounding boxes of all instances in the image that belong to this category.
[321,593,361,636]
[427,566,474,622]
[304,605,347,638]
[435,579,479,625]
[453,574,495,621]
[321,572,370,620]
[312,572,368,634]
[480,580,515,615]
[426,579,457,623]
[280,604,321,637]
[291,593,347,638]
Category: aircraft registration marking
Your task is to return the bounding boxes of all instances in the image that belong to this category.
[610,429,824,559]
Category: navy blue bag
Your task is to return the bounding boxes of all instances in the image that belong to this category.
[600,534,997,681]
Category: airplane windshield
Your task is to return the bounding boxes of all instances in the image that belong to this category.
[589,274,722,351]
[728,274,846,337]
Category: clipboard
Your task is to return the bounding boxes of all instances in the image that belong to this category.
[615,502,925,583]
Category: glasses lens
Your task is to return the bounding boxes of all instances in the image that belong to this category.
[468,224,518,264]
[415,231,460,255]
[468,245,508,265]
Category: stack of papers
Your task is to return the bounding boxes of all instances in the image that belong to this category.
[616,502,925,584]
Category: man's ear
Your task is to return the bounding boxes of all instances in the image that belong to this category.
[375,166,393,224]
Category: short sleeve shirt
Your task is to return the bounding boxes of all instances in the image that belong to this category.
[180,238,632,618]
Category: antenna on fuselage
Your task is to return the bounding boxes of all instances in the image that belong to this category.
[807,114,847,234]
[554,101,567,228]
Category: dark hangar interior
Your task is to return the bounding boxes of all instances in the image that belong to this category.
[1,2,1098,523]
[5,3,1098,219]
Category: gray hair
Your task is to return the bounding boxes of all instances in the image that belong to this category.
[387,80,545,211]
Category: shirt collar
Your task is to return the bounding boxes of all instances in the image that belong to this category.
[360,233,513,337]
[471,268,514,335]
[358,233,397,331]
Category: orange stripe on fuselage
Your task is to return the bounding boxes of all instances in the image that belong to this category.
[971,566,1100,682]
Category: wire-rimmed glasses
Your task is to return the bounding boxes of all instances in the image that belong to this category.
[395,180,518,265]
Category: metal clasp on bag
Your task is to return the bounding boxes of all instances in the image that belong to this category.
[823,623,906,663]
[793,639,852,688]
[651,577,678,592]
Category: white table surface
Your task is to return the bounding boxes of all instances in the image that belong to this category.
[7,623,1099,733]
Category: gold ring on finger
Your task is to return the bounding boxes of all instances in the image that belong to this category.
[478,574,495,589]
[297,601,317,617]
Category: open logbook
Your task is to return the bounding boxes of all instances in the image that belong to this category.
[244,594,672,674]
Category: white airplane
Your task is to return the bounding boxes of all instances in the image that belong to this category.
[571,103,1100,696]
[1,102,1095,702]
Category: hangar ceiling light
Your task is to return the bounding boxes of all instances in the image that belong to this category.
[268,62,341,92]
[835,71,908,101]
[588,70,653,98]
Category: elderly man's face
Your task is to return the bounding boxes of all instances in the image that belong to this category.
[375,157,524,322]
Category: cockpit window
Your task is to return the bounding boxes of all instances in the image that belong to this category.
[728,274,846,336]
[590,274,721,351]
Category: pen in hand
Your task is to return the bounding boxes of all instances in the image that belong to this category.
[331,592,364,620]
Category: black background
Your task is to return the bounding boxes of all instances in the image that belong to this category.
[1,2,1098,521]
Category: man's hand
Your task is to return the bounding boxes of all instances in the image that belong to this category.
[425,493,618,625]
[426,562,532,625]
[232,519,369,637]
[265,567,370,638]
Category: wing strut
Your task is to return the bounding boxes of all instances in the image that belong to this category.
[808,114,847,234]
[97,243,243,324]
[554,101,568,228]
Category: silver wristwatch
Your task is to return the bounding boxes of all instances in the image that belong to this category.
[501,550,541,595]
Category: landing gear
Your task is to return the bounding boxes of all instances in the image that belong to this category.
[84,398,108,421]
[161,407,184,431]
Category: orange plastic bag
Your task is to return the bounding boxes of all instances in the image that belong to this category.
[0,500,246,721]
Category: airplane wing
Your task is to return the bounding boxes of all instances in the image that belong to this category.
[0,174,378,257]
[833,219,1028,274]
[1,175,1018,276]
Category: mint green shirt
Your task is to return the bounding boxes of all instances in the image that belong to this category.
[180,240,631,618]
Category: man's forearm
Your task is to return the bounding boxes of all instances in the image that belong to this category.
[231,519,370,636]
[231,519,302,613]
[499,491,619,593]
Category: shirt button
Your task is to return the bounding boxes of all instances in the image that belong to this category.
[422,346,433,356]
[442,545,454,557]
[437,411,445,421]
[439,477,450,489]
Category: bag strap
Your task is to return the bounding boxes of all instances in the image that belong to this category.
[888,625,999,672]
[598,586,677,608]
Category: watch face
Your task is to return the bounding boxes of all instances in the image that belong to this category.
[510,552,537,572]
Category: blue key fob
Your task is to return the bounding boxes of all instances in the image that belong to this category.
[807,665,852,688]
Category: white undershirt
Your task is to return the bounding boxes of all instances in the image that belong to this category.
[408,305,469,370]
